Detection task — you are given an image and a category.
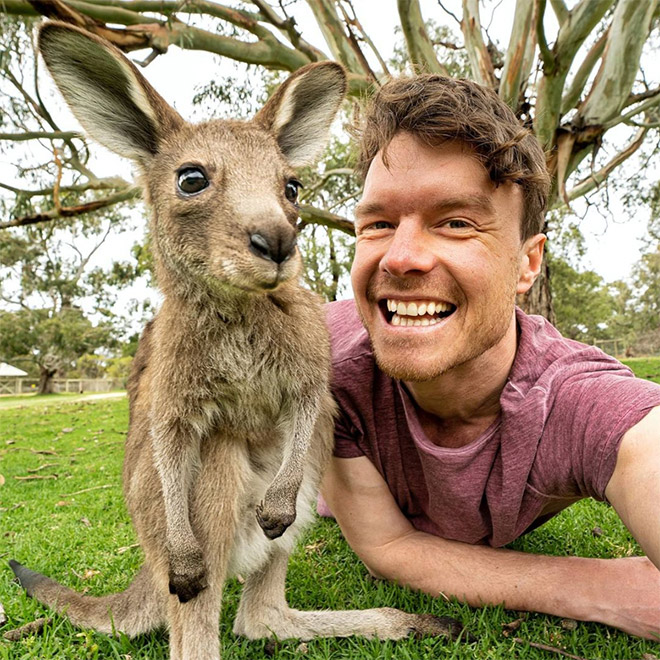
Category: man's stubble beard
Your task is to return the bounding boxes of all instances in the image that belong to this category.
[358,270,519,383]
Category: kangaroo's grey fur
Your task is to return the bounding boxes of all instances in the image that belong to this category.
[9,22,465,660]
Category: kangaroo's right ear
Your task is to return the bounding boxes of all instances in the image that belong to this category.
[38,22,183,164]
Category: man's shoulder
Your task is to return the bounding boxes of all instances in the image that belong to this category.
[512,308,658,400]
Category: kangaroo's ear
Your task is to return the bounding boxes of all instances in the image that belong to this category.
[38,22,183,164]
[255,62,346,168]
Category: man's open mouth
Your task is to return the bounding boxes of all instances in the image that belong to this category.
[380,298,457,327]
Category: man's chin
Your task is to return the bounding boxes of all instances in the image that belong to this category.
[372,350,452,383]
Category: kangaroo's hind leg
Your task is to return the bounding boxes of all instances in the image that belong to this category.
[233,546,465,643]
[166,437,249,660]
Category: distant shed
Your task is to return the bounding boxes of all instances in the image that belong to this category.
[0,362,28,377]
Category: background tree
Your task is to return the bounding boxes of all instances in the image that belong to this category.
[0,202,138,391]
[0,306,114,392]
[0,0,659,321]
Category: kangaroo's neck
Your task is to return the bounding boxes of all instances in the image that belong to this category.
[154,258,300,327]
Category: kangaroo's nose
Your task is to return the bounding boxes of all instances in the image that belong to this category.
[249,229,297,265]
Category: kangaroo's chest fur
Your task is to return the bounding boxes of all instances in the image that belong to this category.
[131,283,329,431]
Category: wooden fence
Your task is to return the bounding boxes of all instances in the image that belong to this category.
[0,378,122,395]
[593,331,660,358]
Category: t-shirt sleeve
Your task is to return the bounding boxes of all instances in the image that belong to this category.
[548,373,660,501]
[332,405,365,459]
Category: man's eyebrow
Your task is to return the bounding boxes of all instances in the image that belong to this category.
[429,194,496,216]
[354,201,386,218]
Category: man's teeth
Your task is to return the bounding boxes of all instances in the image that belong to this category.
[386,299,454,327]
[392,315,438,327]
[386,299,452,316]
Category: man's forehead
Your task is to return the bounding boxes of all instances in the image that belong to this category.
[356,134,524,226]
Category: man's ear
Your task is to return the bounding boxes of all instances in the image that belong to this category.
[517,233,546,294]
[38,21,183,165]
[255,61,347,168]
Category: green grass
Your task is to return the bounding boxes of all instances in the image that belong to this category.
[621,356,660,384]
[1,383,660,659]
[0,392,125,411]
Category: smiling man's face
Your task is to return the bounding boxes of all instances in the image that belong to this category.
[351,132,545,382]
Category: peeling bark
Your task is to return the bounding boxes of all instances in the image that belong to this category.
[460,0,496,88]
[499,0,536,109]
[305,0,366,74]
[579,0,658,125]
[397,0,448,75]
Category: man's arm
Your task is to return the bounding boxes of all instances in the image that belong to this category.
[604,405,660,634]
[605,406,660,567]
[321,454,660,639]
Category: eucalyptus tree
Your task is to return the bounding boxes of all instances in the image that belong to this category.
[1,0,659,318]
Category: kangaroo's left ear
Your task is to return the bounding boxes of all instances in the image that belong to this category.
[517,233,546,294]
[255,62,347,168]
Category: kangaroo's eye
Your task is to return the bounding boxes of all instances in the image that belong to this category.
[285,179,302,204]
[177,166,209,196]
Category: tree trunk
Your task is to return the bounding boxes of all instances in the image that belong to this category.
[517,252,556,324]
[38,365,57,394]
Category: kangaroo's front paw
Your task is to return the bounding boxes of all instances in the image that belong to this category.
[255,500,296,540]
[168,546,208,603]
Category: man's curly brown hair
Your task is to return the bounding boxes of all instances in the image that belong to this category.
[354,75,551,240]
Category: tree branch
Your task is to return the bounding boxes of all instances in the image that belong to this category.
[70,220,113,284]
[250,0,327,63]
[340,1,390,77]
[535,0,553,70]
[302,167,355,199]
[460,0,496,88]
[578,0,657,125]
[548,0,568,24]
[0,187,141,230]
[0,177,130,199]
[624,85,660,109]
[554,0,614,70]
[305,0,366,74]
[298,204,354,235]
[2,57,97,180]
[534,0,614,150]
[499,0,537,108]
[397,0,448,75]
[336,1,379,81]
[0,129,81,141]
[16,0,313,71]
[563,126,648,203]
[560,26,608,114]
[603,91,660,130]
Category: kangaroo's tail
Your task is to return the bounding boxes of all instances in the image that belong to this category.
[9,559,166,637]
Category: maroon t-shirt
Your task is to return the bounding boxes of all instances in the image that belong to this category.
[325,300,660,548]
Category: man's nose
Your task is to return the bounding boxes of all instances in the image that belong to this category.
[380,219,435,277]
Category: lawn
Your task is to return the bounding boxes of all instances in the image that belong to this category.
[1,377,659,660]
[621,357,660,384]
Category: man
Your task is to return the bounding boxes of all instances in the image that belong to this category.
[320,75,660,639]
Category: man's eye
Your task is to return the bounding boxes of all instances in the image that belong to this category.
[445,219,471,229]
[370,221,392,230]
[177,166,209,195]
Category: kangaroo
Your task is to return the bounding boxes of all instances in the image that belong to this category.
[9,22,465,660]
